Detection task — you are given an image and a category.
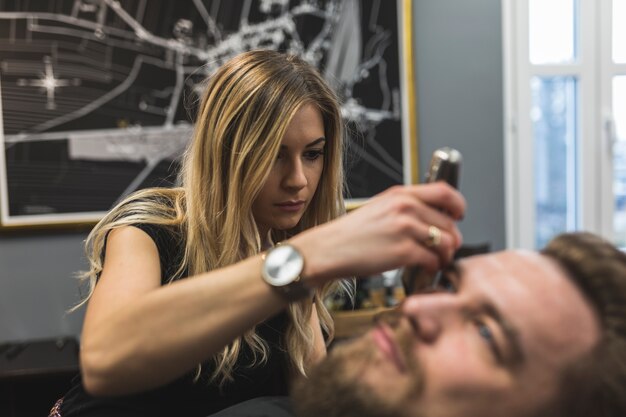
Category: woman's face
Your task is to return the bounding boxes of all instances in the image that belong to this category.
[252,103,326,238]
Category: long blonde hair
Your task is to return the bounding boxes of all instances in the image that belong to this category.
[78,50,346,385]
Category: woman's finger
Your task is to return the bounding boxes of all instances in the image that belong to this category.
[411,182,466,220]
[413,222,458,265]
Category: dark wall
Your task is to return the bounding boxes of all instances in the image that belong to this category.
[0,0,505,343]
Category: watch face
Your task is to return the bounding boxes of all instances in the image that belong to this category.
[264,245,303,286]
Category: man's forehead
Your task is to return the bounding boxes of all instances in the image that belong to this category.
[455,249,560,284]
[459,248,540,267]
[455,249,587,315]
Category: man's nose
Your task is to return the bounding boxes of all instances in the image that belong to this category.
[400,294,462,343]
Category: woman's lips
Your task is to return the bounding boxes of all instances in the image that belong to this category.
[275,201,305,212]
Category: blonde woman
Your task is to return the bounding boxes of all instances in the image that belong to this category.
[55,50,465,417]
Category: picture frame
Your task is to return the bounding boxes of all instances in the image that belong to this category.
[0,0,417,229]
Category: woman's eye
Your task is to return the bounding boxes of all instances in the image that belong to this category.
[432,272,457,293]
[303,150,324,161]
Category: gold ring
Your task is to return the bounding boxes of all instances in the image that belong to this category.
[425,225,442,248]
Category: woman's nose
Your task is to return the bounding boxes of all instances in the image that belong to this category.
[283,159,307,190]
[401,294,462,343]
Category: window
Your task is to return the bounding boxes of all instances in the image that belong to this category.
[504,0,624,248]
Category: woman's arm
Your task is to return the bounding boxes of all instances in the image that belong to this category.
[80,226,289,396]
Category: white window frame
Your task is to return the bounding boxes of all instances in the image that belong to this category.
[503,0,616,249]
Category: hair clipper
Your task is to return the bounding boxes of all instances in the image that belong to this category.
[401,147,462,295]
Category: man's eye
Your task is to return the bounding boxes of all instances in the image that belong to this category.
[474,319,502,362]
[432,272,456,293]
[477,321,494,342]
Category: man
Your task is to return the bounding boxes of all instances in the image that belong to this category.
[291,232,626,417]
[210,232,625,417]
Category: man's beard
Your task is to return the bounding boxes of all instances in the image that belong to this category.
[291,324,424,417]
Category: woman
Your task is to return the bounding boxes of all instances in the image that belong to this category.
[55,50,465,417]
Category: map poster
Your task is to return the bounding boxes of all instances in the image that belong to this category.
[0,0,416,228]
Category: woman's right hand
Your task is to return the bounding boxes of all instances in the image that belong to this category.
[290,182,466,285]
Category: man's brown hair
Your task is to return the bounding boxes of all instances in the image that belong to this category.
[541,232,626,417]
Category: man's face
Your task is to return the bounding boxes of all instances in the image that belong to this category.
[293,251,600,417]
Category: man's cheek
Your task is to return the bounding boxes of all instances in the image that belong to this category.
[405,345,460,401]
[330,338,379,380]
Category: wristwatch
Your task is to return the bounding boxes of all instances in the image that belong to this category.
[261,243,312,301]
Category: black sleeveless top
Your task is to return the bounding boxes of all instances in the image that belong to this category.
[60,223,290,417]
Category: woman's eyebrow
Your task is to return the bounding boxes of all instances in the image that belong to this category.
[305,137,326,148]
[279,137,326,151]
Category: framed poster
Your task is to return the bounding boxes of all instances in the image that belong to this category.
[0,0,417,229]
